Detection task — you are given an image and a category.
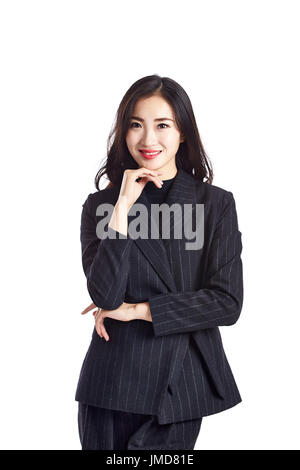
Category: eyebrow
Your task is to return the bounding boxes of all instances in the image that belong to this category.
[130,116,174,122]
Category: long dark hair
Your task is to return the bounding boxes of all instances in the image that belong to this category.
[95,74,213,190]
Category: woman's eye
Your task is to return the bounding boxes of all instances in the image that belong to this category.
[158,123,169,129]
[130,122,169,129]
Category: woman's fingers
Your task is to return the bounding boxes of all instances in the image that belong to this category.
[81,302,96,315]
[134,168,164,187]
[95,315,103,337]
[119,168,164,209]
[98,323,109,341]
[94,312,102,337]
[138,173,164,188]
[94,312,110,341]
[147,175,164,188]
[100,320,109,341]
[82,302,110,341]
[133,168,163,179]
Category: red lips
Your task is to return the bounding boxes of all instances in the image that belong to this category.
[139,150,162,159]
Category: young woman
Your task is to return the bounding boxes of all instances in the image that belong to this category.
[75,74,244,450]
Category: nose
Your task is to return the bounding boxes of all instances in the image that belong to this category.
[139,127,158,147]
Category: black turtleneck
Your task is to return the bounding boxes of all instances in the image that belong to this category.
[143,175,177,240]
[144,175,176,205]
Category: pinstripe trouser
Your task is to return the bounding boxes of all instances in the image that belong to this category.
[78,402,203,450]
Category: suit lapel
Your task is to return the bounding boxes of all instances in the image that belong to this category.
[129,168,197,293]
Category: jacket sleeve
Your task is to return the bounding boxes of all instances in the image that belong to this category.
[148,191,243,336]
[80,193,134,310]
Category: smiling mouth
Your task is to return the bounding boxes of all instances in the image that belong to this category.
[139,150,162,159]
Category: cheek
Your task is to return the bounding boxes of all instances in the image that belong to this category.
[126,132,136,148]
[163,133,181,147]
[127,132,141,146]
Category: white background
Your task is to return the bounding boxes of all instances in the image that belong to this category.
[0,0,299,450]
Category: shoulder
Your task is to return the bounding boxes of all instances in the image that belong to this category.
[194,177,234,207]
[192,177,239,231]
[82,185,120,216]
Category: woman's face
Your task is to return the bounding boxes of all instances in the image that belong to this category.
[126,95,184,179]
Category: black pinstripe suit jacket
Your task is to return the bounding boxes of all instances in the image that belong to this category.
[74,168,244,424]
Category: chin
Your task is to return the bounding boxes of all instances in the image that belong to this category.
[137,159,162,169]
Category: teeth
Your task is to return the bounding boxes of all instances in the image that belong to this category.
[141,151,161,155]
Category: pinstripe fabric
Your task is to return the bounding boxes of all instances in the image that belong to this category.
[75,168,244,424]
[78,403,202,450]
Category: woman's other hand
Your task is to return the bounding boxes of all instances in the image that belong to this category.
[80,301,152,341]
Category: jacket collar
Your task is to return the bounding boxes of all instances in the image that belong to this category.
[129,168,198,293]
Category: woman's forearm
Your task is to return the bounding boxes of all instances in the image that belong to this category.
[135,302,152,322]
[108,200,130,236]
